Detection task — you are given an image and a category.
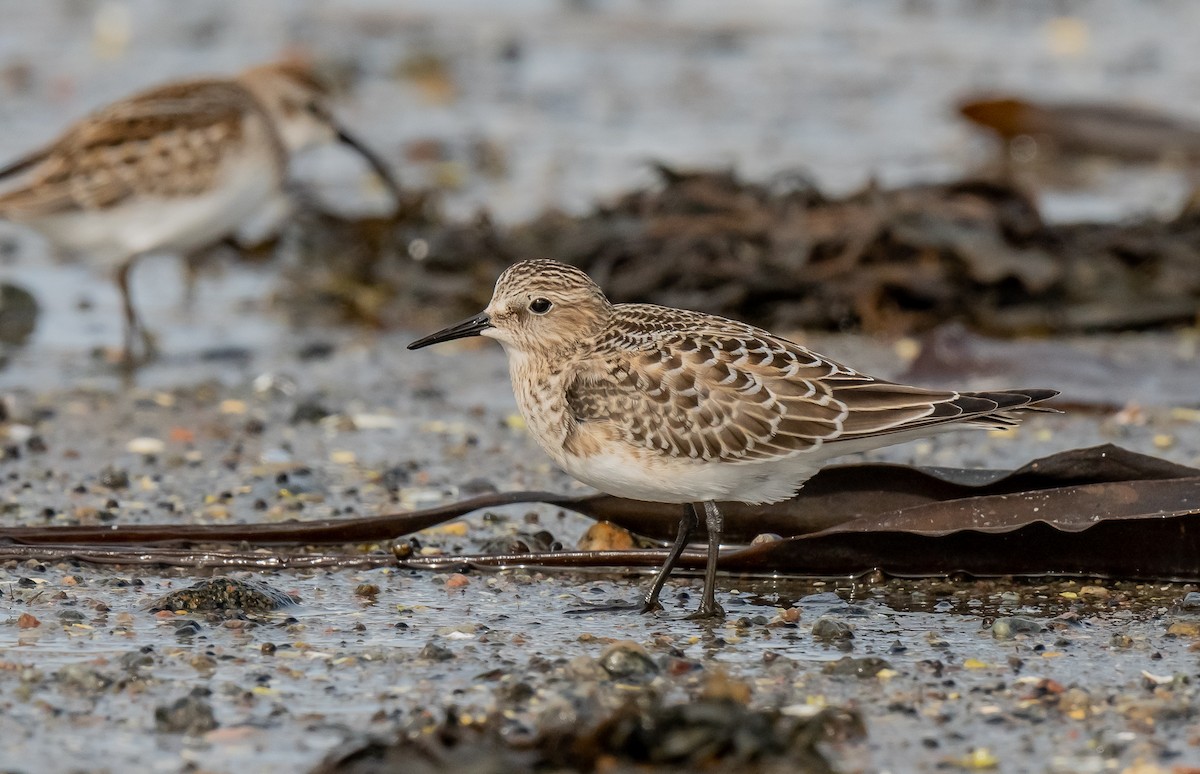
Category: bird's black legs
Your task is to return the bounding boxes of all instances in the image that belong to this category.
[114,258,156,367]
[687,500,726,619]
[640,503,698,613]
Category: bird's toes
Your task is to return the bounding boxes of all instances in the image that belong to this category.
[686,601,726,620]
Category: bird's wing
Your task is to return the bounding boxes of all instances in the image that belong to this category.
[566,305,1054,464]
[0,80,258,217]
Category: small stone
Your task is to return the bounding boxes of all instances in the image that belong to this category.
[822,656,892,678]
[98,467,130,489]
[16,612,39,629]
[445,573,470,589]
[55,663,113,693]
[1181,591,1200,609]
[576,521,635,551]
[154,694,218,734]
[418,641,455,662]
[120,648,154,671]
[150,577,297,616]
[991,616,1046,640]
[811,616,854,642]
[219,399,247,415]
[458,477,497,496]
[699,670,751,704]
[173,620,203,637]
[598,640,659,679]
[126,437,165,455]
[1166,621,1200,637]
[960,747,999,769]
[290,399,332,424]
[354,584,381,599]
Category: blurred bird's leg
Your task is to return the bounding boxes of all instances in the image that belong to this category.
[114,257,157,367]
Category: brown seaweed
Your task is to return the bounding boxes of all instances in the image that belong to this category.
[4,445,1200,582]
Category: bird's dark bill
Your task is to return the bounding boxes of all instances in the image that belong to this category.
[334,125,403,203]
[407,313,492,349]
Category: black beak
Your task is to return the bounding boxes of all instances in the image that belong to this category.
[334,124,403,205]
[407,313,493,350]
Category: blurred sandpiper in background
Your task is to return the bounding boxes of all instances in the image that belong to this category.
[0,0,1199,384]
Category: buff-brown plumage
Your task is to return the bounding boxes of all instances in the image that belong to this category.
[0,60,399,364]
[410,258,1059,617]
[565,304,1053,465]
[478,260,1055,484]
[0,79,277,217]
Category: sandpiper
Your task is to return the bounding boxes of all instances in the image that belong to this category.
[0,60,400,364]
[409,260,1058,618]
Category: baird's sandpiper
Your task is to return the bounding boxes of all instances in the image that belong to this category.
[0,60,400,364]
[409,260,1058,618]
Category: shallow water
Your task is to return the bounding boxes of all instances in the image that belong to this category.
[4,0,1200,370]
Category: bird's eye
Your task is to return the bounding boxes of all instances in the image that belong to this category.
[529,298,553,314]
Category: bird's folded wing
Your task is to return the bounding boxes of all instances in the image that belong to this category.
[0,80,255,217]
[566,325,1003,464]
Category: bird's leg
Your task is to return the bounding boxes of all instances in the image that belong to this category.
[640,503,698,613]
[687,500,726,619]
[114,258,156,367]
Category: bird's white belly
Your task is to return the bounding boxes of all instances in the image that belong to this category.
[553,447,818,506]
[30,153,280,268]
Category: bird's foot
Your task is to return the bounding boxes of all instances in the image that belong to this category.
[639,596,664,615]
[685,600,725,620]
[114,330,160,370]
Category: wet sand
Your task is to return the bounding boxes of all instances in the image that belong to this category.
[3,2,1200,771]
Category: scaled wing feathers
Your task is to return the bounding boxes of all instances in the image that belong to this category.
[0,81,260,217]
[566,305,1055,464]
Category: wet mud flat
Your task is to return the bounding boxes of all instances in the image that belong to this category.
[2,1,1200,771]
[0,333,1198,773]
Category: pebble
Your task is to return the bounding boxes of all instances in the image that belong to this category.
[355,584,380,599]
[98,467,130,489]
[154,694,218,734]
[1166,621,1200,637]
[576,521,635,551]
[418,641,455,661]
[55,664,113,693]
[991,616,1046,640]
[126,437,165,455]
[120,648,154,671]
[150,577,297,615]
[290,399,332,424]
[822,656,892,678]
[811,616,854,643]
[598,640,659,679]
